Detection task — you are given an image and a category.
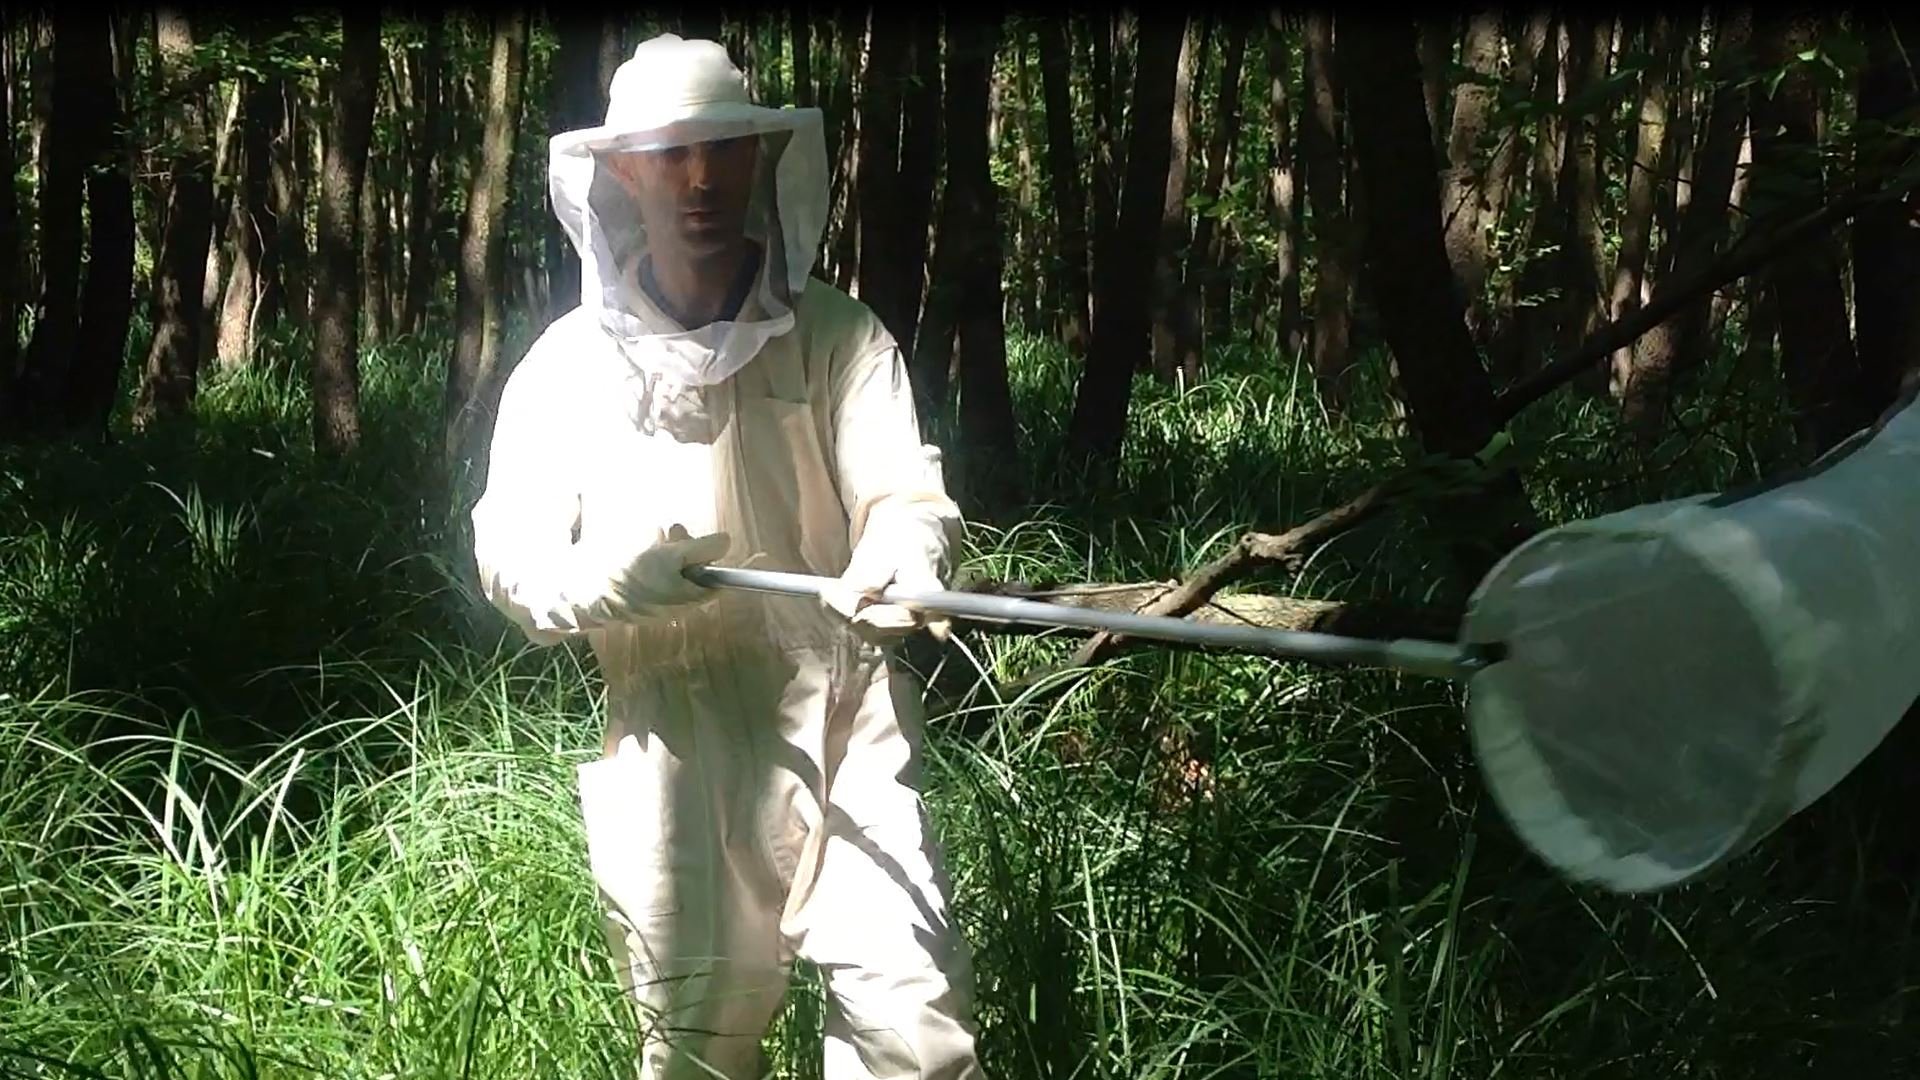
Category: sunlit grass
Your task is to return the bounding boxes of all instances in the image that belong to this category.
[2,324,1905,1078]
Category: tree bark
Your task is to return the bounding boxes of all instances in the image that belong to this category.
[1418,16,1454,154]
[1619,9,1751,435]
[826,11,863,291]
[401,18,445,338]
[941,7,1020,513]
[1751,13,1874,456]
[1298,12,1355,410]
[1257,14,1305,355]
[790,0,813,108]
[1066,12,1187,474]
[1149,17,1201,383]
[266,48,308,333]
[218,58,281,370]
[445,10,528,470]
[1605,14,1677,395]
[0,24,20,402]
[1340,15,1535,575]
[1037,17,1090,356]
[855,7,908,332]
[1655,9,1703,283]
[1440,11,1504,335]
[199,79,242,371]
[133,8,215,429]
[67,13,136,435]
[892,13,942,362]
[15,12,92,434]
[1556,15,1610,365]
[311,10,380,457]
[1850,12,1920,415]
[1500,12,1562,377]
[1087,11,1118,328]
[1188,10,1249,364]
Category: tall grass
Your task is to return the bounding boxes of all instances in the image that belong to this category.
[4,327,1916,1078]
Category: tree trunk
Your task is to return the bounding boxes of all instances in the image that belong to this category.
[855,7,907,331]
[1417,16,1454,154]
[1751,13,1873,456]
[1556,15,1610,368]
[1066,13,1187,473]
[311,10,381,457]
[66,13,136,435]
[15,12,92,434]
[132,8,215,429]
[790,0,813,108]
[445,10,528,470]
[1188,11,1249,364]
[892,13,942,362]
[402,18,445,338]
[1255,15,1305,356]
[1655,10,1703,283]
[0,25,20,401]
[1605,14,1677,395]
[1440,11,1503,335]
[1299,12,1356,410]
[1850,12,1920,415]
[1149,18,1201,383]
[1619,10,1752,436]
[544,14,612,328]
[266,51,308,333]
[218,63,280,370]
[1503,13,1563,377]
[827,12,863,292]
[1037,17,1090,356]
[1088,11,1117,328]
[940,8,1020,513]
[1339,14,1535,575]
[199,80,242,371]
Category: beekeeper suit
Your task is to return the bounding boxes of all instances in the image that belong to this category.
[469,35,986,1080]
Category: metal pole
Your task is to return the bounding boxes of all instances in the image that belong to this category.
[684,565,1497,682]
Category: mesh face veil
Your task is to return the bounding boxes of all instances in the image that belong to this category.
[547,38,830,392]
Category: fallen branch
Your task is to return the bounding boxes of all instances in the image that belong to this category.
[1018,170,1920,684]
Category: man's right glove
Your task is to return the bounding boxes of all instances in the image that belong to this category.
[577,523,730,624]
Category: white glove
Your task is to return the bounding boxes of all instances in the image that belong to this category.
[821,514,951,645]
[579,523,730,623]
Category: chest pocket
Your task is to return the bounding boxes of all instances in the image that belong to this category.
[732,393,850,578]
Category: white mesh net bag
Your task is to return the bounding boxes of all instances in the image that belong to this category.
[1461,386,1920,892]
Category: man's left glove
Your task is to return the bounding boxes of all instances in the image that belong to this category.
[821,515,952,646]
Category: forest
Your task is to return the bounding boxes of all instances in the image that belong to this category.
[3,5,1920,1077]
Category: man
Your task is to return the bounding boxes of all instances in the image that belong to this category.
[469,34,987,1080]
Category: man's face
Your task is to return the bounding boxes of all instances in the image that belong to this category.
[603,135,760,262]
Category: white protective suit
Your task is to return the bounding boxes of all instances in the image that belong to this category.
[469,36,986,1079]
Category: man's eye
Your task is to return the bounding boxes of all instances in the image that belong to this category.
[655,145,690,165]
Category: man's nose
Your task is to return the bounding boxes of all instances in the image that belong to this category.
[686,145,715,190]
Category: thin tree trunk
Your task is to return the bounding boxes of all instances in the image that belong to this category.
[1067,13,1187,473]
[1299,12,1355,411]
[544,14,610,328]
[133,8,214,428]
[219,64,280,370]
[827,11,863,291]
[1088,11,1117,328]
[1440,11,1503,335]
[937,7,1019,512]
[0,23,20,399]
[1149,18,1201,383]
[1502,13,1562,376]
[445,10,528,470]
[1557,15,1610,368]
[1037,16,1090,356]
[1751,14,1873,455]
[200,79,242,370]
[1188,10,1249,363]
[1011,27,1043,334]
[1655,9,1703,283]
[402,18,445,337]
[1605,14,1676,395]
[265,45,307,333]
[1339,14,1536,577]
[67,13,136,434]
[16,12,92,433]
[1418,16,1454,154]
[312,10,381,457]
[1850,12,1920,414]
[1257,14,1305,355]
[892,13,941,361]
[1620,10,1752,436]
[855,7,907,329]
